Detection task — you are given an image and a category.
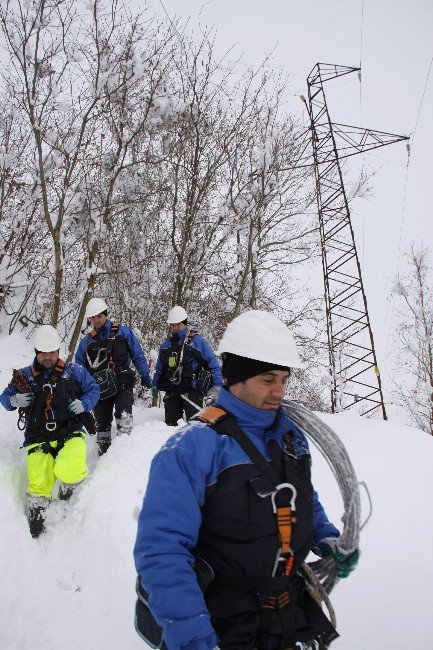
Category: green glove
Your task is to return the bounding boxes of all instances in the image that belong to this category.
[321,538,360,578]
[150,386,158,399]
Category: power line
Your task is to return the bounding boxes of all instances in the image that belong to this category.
[384,56,432,370]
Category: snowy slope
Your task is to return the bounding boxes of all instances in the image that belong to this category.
[0,333,431,649]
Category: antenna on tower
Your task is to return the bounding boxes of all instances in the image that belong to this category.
[304,63,409,418]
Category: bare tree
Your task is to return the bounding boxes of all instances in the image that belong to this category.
[392,245,433,435]
[0,0,177,352]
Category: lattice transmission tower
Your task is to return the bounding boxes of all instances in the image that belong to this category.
[304,63,408,418]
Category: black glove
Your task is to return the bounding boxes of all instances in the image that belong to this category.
[141,377,151,389]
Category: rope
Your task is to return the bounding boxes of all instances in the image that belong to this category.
[302,563,337,629]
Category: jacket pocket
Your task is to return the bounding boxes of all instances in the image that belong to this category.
[203,465,275,540]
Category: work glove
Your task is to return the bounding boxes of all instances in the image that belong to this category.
[67,399,85,415]
[321,537,360,578]
[141,377,151,389]
[10,392,33,408]
[150,386,158,399]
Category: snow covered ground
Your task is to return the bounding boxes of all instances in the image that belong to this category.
[0,332,431,649]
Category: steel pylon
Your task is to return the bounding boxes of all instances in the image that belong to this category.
[306,63,408,418]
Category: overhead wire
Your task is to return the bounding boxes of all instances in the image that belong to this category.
[384,54,432,369]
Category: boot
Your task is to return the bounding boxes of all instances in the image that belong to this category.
[25,494,50,538]
[58,480,83,501]
[116,413,133,435]
[96,430,111,456]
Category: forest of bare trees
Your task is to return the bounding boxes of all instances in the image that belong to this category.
[0,0,318,343]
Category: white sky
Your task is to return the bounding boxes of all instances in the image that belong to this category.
[144,0,433,413]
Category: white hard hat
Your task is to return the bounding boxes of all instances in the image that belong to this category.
[85,297,108,318]
[34,325,61,352]
[217,310,304,368]
[167,305,188,324]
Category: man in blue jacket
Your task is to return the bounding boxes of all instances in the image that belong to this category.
[134,310,359,650]
[0,325,100,538]
[151,306,222,425]
[75,297,151,455]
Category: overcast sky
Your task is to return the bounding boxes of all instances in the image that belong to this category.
[145,0,432,413]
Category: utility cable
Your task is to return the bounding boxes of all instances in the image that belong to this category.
[384,56,432,369]
[282,399,364,596]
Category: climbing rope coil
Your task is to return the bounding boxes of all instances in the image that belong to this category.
[282,399,371,628]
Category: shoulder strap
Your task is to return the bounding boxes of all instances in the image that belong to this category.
[107,322,120,354]
[183,330,210,371]
[30,365,40,378]
[51,358,65,381]
[193,406,279,487]
[31,358,65,388]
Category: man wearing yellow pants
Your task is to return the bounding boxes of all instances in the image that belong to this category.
[0,325,99,537]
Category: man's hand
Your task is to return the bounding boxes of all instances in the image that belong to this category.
[68,399,85,415]
[10,392,33,408]
[321,537,360,578]
[141,377,151,389]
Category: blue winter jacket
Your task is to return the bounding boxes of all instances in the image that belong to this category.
[151,327,222,392]
[75,320,151,387]
[134,388,339,650]
[0,360,99,445]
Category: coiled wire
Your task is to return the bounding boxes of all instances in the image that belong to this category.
[282,399,369,616]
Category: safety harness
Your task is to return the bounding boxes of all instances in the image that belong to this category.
[25,360,82,458]
[196,405,297,576]
[192,405,338,649]
[86,322,120,371]
[170,330,197,386]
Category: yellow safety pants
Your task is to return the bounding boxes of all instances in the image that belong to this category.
[25,433,88,499]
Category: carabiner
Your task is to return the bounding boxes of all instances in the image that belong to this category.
[271,482,297,513]
[171,365,183,385]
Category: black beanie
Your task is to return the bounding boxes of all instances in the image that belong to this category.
[221,352,290,387]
